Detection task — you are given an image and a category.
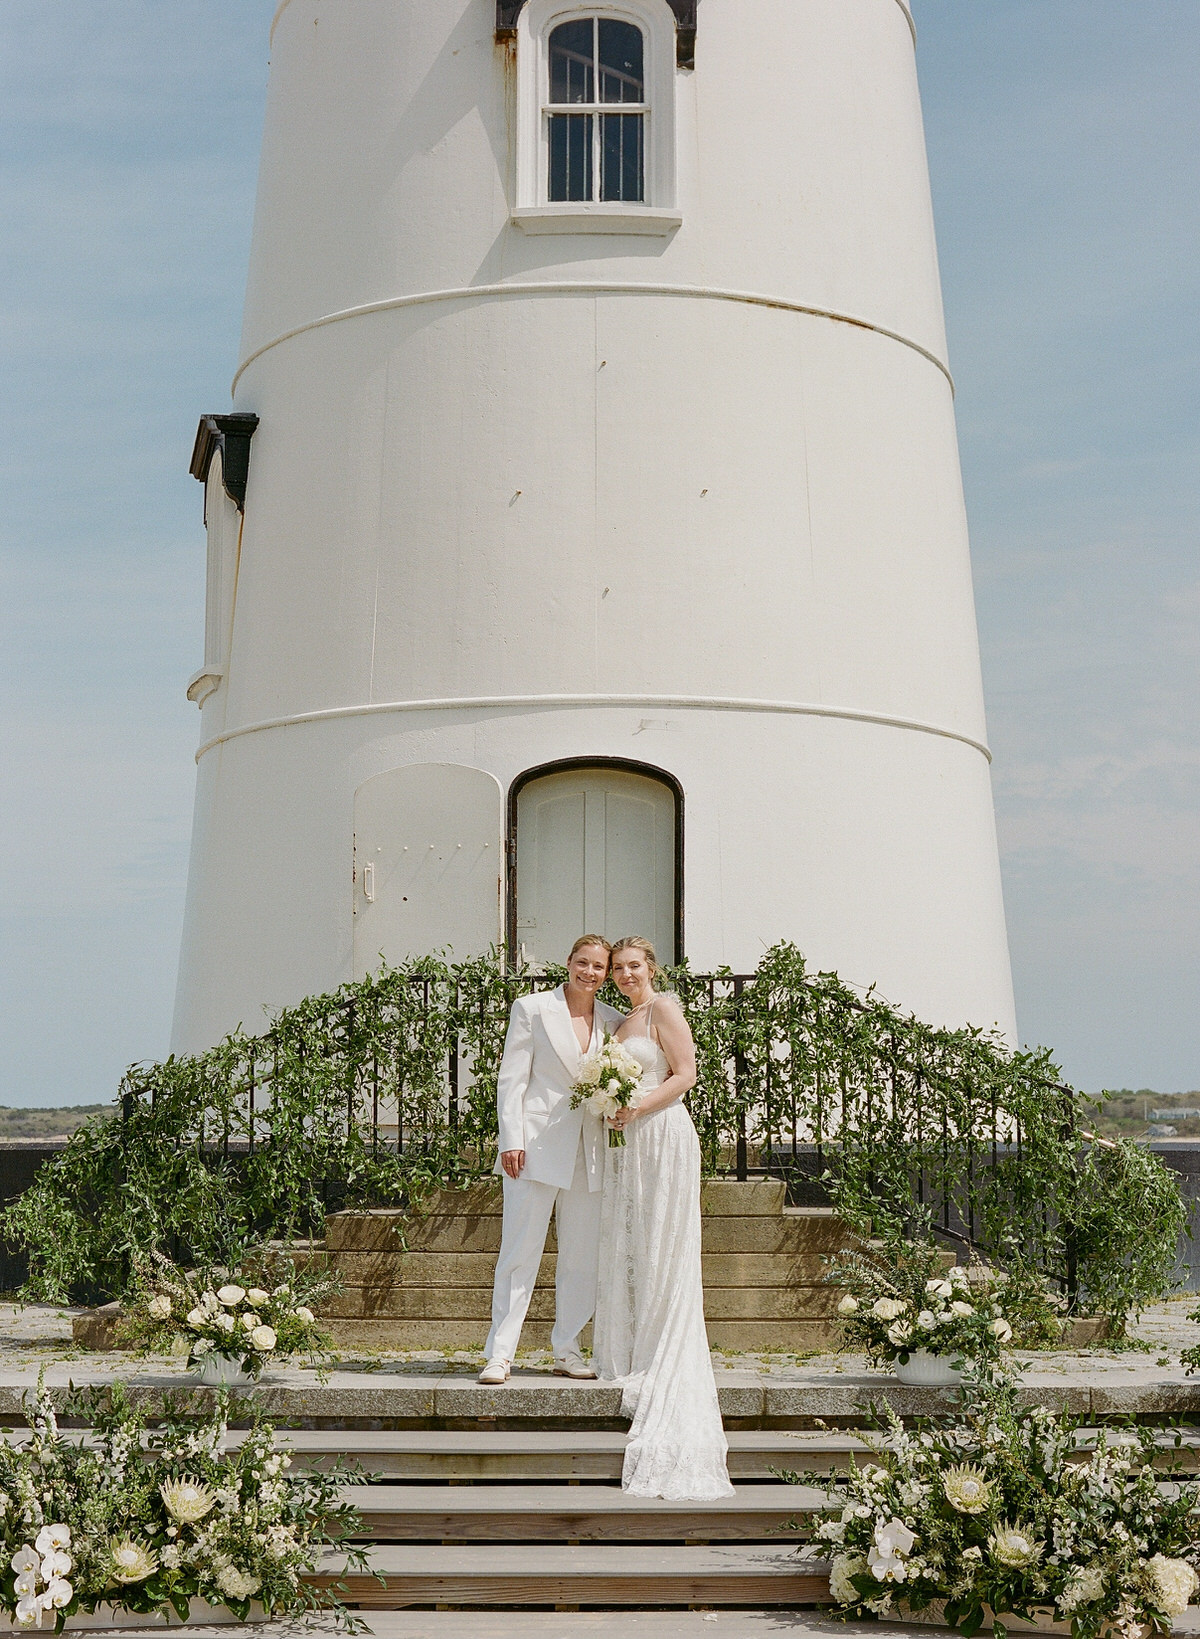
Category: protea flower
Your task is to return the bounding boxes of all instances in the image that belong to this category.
[988,1522,1042,1569]
[160,1477,216,1524]
[942,1465,992,1514]
[109,1539,158,1585]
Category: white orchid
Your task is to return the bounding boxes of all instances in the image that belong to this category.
[34,1526,69,1557]
[867,1517,916,1582]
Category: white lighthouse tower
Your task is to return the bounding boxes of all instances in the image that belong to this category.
[172,0,1017,1053]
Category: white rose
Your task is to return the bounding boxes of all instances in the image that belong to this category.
[294,1306,315,1325]
[217,1284,246,1307]
[917,1310,937,1330]
[950,1301,974,1318]
[246,1288,270,1307]
[990,1317,1013,1343]
[240,1311,259,1331]
[250,1325,277,1351]
[871,1297,907,1321]
[577,1060,602,1088]
[836,1295,859,1316]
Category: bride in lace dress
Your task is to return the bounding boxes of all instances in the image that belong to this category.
[592,936,734,1500]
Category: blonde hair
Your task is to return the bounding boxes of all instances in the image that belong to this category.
[610,935,660,983]
[568,933,612,961]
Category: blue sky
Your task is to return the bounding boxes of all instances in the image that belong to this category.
[0,1,1196,1104]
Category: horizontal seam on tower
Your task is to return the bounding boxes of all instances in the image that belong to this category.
[230,284,953,395]
[195,695,990,763]
[269,0,918,48]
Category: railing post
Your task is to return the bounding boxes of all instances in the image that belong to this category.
[733,976,748,1181]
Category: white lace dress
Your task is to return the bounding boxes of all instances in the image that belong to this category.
[592,1019,734,1500]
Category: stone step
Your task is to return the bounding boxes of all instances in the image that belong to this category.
[324,1202,857,1256]
[309,1544,829,1607]
[322,1250,841,1288]
[267,1428,864,1481]
[343,1481,826,1541]
[77,1619,943,1639]
[323,1317,839,1352]
[323,1286,840,1321]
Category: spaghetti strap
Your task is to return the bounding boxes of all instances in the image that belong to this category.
[644,999,655,1041]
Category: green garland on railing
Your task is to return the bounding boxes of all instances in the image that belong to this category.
[2,945,1185,1323]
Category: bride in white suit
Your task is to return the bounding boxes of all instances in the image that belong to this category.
[479,936,623,1384]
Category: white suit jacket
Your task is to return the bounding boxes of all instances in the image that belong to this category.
[494,986,624,1192]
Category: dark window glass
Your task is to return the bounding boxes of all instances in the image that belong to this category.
[549,112,594,201]
[549,20,594,104]
[601,113,644,202]
[598,20,644,103]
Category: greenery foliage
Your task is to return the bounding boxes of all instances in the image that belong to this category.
[789,1370,1200,1638]
[2,945,1186,1322]
[0,1382,366,1630]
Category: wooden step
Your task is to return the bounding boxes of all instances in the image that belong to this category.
[310,1544,829,1607]
[343,1481,827,1541]
[264,1427,867,1481]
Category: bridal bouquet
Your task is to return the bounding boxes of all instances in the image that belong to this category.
[794,1371,1200,1638]
[571,1035,645,1147]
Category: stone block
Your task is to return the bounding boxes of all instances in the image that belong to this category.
[699,1180,787,1215]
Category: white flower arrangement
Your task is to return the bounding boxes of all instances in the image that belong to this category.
[126,1257,334,1379]
[829,1237,1012,1369]
[0,1381,366,1629]
[791,1371,1200,1638]
[570,1034,645,1147]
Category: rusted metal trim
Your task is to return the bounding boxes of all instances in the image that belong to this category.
[189,414,260,513]
[497,1,698,68]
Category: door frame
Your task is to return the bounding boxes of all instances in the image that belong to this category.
[506,757,685,966]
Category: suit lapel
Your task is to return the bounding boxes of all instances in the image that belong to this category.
[541,986,587,1082]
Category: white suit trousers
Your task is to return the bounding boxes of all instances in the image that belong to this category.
[485,1140,603,1363]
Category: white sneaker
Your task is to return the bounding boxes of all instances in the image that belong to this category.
[553,1350,597,1379]
[477,1358,510,1385]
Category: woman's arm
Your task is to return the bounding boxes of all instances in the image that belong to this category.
[610,997,697,1127]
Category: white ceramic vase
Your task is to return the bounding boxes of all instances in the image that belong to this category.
[192,1352,252,1387]
[892,1350,963,1386]
[44,1599,268,1629]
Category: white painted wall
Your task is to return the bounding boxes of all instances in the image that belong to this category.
[172,0,1016,1052]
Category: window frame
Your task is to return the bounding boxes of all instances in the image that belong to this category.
[513,0,681,236]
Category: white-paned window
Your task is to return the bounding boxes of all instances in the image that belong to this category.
[546,17,646,203]
[513,1,680,235]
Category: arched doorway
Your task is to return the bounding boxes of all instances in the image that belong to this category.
[510,761,682,967]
